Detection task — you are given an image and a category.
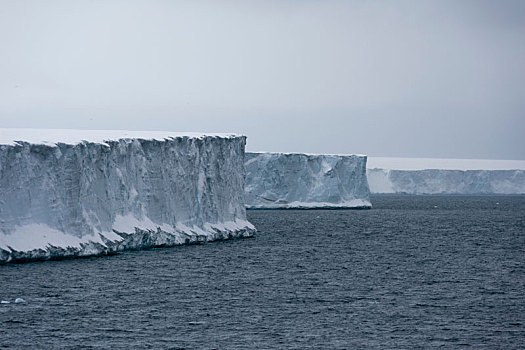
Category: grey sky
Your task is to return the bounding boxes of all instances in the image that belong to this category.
[1,0,524,159]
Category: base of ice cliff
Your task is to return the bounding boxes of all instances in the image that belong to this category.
[245,152,371,209]
[0,129,255,264]
[367,157,525,194]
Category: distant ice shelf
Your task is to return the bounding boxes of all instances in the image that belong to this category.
[0,129,255,263]
[244,152,371,209]
[367,157,525,194]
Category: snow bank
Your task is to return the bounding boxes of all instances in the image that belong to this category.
[367,157,525,194]
[245,152,371,209]
[0,129,255,263]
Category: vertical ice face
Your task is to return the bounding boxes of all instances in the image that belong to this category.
[367,168,525,194]
[244,152,371,209]
[366,157,525,194]
[0,129,255,263]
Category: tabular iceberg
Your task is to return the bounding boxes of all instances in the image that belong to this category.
[245,152,371,209]
[0,129,255,263]
[367,157,525,194]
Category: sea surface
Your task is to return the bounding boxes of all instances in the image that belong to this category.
[1,195,524,349]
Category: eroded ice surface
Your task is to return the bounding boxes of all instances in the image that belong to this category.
[0,129,255,263]
[245,152,371,209]
[367,157,525,194]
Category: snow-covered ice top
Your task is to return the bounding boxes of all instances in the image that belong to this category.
[367,157,525,171]
[0,128,239,147]
[249,151,368,157]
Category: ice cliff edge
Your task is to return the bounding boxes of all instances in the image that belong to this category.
[0,129,255,263]
[367,157,525,194]
[245,152,371,209]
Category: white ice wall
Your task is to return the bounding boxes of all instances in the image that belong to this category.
[245,152,371,209]
[0,129,255,263]
[367,157,525,194]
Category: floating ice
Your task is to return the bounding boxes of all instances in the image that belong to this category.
[367,157,525,194]
[14,298,25,303]
[0,129,255,263]
[245,152,371,209]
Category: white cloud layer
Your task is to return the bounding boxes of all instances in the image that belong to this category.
[1,0,524,159]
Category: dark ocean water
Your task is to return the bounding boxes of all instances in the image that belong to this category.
[1,195,524,349]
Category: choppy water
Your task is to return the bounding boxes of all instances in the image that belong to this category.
[1,195,524,349]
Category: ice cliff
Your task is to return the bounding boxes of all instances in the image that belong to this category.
[367,157,525,194]
[0,129,255,263]
[244,152,371,209]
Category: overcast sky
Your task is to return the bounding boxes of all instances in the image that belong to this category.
[1,0,524,159]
